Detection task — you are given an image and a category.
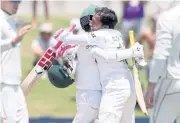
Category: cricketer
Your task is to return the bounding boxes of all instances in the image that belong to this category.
[145,1,180,123]
[0,0,31,123]
[55,6,145,123]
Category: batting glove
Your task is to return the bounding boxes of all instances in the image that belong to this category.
[131,42,147,67]
[57,43,77,61]
[131,42,144,58]
[54,29,70,41]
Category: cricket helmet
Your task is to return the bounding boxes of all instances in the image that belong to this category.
[80,5,97,32]
[47,60,74,88]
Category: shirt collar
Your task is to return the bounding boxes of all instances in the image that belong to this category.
[0,9,10,20]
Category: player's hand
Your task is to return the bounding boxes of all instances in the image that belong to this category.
[57,43,76,61]
[131,42,144,58]
[54,29,70,41]
[145,82,155,111]
[135,57,147,67]
[12,24,32,46]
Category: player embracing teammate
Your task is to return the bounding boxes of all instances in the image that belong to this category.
[52,5,145,123]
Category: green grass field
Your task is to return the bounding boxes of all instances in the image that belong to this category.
[20,16,148,118]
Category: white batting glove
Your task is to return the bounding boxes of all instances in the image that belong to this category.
[131,42,144,58]
[135,57,147,67]
[54,30,70,41]
[131,42,147,67]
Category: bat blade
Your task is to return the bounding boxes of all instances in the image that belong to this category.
[129,30,148,115]
[21,67,43,96]
[133,65,148,115]
[21,24,76,96]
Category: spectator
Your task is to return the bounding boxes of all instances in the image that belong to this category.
[120,0,147,48]
[31,23,56,66]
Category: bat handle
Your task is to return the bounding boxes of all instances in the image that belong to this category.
[53,24,76,50]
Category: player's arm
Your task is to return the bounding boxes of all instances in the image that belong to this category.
[1,24,31,53]
[145,13,172,109]
[0,38,13,53]
[149,13,172,83]
[89,42,144,62]
[55,30,89,45]
[89,47,131,62]
[64,34,88,45]
[0,21,14,53]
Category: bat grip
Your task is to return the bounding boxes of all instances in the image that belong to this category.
[129,30,135,46]
[53,24,76,50]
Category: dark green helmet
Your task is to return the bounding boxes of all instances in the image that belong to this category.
[80,5,97,32]
[47,60,74,88]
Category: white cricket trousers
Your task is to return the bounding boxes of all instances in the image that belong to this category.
[0,83,28,123]
[72,90,102,123]
[150,73,180,123]
[95,73,136,123]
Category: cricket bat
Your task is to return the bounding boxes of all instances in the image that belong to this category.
[129,30,148,115]
[21,24,76,96]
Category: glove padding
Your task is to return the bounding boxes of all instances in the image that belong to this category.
[131,42,144,58]
[131,42,147,67]
[54,30,70,42]
[57,43,77,61]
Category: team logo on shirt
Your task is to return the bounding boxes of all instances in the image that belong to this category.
[112,36,120,41]
[91,33,96,38]
[86,45,95,49]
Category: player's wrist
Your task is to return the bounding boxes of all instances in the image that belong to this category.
[11,36,22,47]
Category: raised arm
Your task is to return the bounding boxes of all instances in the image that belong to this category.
[1,24,31,53]
[55,30,89,45]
